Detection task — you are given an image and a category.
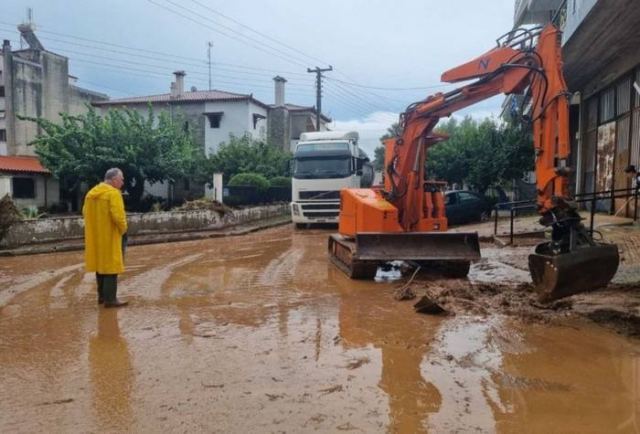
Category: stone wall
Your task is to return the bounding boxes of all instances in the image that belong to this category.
[1,203,289,248]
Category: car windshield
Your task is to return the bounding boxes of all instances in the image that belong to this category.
[293,157,351,179]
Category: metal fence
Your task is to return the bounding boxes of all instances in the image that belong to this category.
[493,186,640,245]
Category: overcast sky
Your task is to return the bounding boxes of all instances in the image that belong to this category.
[2,0,515,155]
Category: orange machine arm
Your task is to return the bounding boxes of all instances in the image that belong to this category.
[385,25,570,231]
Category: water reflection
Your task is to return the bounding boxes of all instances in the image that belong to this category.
[329,266,442,433]
[89,309,133,431]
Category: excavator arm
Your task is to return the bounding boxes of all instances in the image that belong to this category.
[329,24,619,300]
[387,25,566,228]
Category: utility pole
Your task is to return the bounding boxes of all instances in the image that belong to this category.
[307,65,332,131]
[207,41,213,90]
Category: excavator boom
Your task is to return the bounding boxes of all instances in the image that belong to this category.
[329,24,619,300]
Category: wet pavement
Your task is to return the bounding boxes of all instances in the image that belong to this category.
[1,225,640,433]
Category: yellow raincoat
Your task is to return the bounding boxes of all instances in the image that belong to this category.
[83,182,128,274]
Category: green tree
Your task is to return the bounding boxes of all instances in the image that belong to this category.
[427,116,533,193]
[374,122,401,171]
[23,106,202,206]
[208,134,292,183]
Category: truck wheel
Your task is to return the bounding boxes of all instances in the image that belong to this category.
[295,223,306,229]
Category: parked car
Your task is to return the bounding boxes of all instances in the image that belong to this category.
[444,190,492,225]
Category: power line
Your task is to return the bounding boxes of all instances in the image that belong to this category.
[326,77,450,91]
[327,81,390,112]
[188,0,330,67]
[0,21,311,77]
[146,0,310,69]
[67,57,314,95]
[43,44,314,88]
[322,88,375,117]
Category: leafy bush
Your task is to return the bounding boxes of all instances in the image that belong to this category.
[269,176,291,188]
[209,134,292,183]
[228,173,270,191]
[21,205,45,219]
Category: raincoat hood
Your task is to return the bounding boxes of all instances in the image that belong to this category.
[85,182,118,200]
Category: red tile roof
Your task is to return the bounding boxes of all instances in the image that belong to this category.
[0,156,50,174]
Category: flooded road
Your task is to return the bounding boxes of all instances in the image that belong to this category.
[1,225,639,433]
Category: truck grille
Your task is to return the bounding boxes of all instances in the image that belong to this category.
[302,211,340,218]
[298,190,340,200]
[300,203,340,210]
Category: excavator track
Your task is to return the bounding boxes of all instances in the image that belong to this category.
[328,234,379,279]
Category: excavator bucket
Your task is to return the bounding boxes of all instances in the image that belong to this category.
[528,242,619,302]
[329,232,481,279]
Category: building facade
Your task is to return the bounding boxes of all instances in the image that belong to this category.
[514,0,640,215]
[0,24,107,210]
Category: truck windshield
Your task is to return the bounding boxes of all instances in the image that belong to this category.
[293,157,351,179]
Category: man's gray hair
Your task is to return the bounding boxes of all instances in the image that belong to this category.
[104,168,123,181]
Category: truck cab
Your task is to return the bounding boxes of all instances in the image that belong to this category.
[290,131,373,227]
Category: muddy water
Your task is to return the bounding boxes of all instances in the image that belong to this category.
[1,225,639,433]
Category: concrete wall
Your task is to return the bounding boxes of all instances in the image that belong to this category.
[0,203,289,248]
[0,176,10,196]
[563,0,598,42]
[9,54,43,156]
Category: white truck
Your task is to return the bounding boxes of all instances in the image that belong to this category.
[290,131,374,227]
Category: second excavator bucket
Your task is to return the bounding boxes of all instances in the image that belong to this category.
[528,242,619,302]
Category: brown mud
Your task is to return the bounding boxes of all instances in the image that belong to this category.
[1,225,639,433]
[396,243,640,337]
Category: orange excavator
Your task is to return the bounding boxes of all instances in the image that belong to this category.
[329,24,619,301]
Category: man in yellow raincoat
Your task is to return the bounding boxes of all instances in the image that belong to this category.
[83,168,129,307]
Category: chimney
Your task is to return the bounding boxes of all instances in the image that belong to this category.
[273,76,286,107]
[171,70,186,98]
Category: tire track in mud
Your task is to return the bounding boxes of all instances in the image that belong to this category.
[256,248,305,287]
[423,317,506,433]
[119,253,205,300]
[251,248,306,308]
[0,263,84,308]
